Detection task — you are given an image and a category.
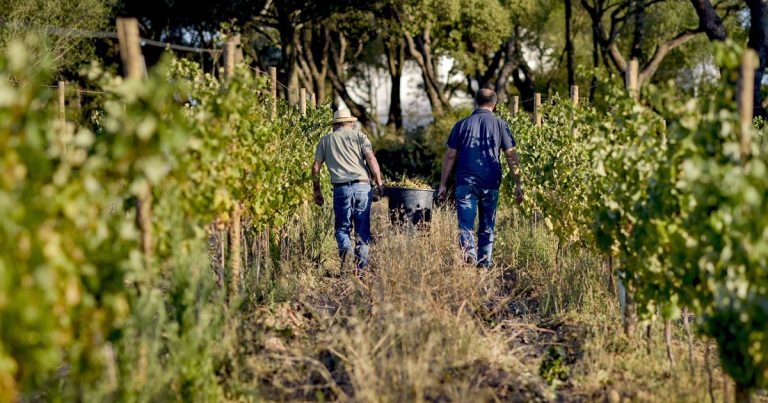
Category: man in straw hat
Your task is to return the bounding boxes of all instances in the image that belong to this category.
[312,109,385,271]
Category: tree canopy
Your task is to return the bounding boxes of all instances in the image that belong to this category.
[2,0,765,128]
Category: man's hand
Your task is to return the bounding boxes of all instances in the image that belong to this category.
[437,184,448,202]
[439,149,458,202]
[313,189,325,206]
[311,160,324,206]
[372,184,385,202]
[504,148,523,205]
[376,184,386,198]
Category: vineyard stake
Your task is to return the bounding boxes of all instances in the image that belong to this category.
[683,308,696,375]
[570,85,579,107]
[512,95,519,116]
[73,83,82,110]
[570,85,579,136]
[664,319,675,369]
[270,67,278,121]
[626,58,639,100]
[738,49,757,160]
[57,81,66,129]
[229,204,242,300]
[116,18,143,80]
[617,57,642,336]
[533,93,541,127]
[705,342,716,403]
[224,37,236,79]
[117,17,153,265]
[57,81,66,153]
[310,92,317,109]
[233,33,243,64]
[300,88,307,115]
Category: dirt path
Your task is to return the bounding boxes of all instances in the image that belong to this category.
[232,206,730,402]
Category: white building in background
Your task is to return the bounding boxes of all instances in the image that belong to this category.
[337,47,717,132]
[336,43,552,132]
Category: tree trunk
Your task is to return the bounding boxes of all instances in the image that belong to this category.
[746,0,768,118]
[278,13,300,105]
[385,39,404,130]
[586,0,603,100]
[690,0,728,40]
[507,28,536,110]
[512,67,536,112]
[565,0,575,86]
[631,0,646,61]
[474,46,504,95]
[495,38,515,103]
[583,0,726,85]
[404,25,450,115]
[297,26,331,105]
[328,33,374,128]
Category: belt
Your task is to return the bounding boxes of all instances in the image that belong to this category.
[333,180,369,188]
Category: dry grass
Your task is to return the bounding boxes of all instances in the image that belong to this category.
[227,204,736,402]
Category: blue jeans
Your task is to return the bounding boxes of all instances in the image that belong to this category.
[455,184,500,268]
[333,182,372,269]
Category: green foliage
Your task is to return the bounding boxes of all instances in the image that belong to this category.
[539,345,569,385]
[500,98,595,243]
[0,0,113,73]
[0,35,331,400]
[166,58,328,229]
[503,40,768,393]
[0,37,144,400]
[654,44,768,390]
[450,0,511,77]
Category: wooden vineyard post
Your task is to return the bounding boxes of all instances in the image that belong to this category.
[739,49,757,161]
[570,85,579,107]
[229,204,242,300]
[299,88,307,115]
[310,92,317,109]
[221,35,244,298]
[533,93,542,127]
[512,95,519,116]
[224,37,236,80]
[620,58,640,336]
[117,17,153,266]
[270,67,277,121]
[116,18,143,80]
[57,81,67,154]
[57,81,66,130]
[57,81,65,121]
[570,85,579,136]
[233,33,243,64]
[626,58,640,100]
[73,84,82,109]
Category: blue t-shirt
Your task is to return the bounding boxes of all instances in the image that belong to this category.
[446,109,516,189]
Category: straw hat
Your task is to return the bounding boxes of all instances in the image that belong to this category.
[333,109,358,124]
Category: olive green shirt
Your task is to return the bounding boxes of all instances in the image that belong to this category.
[314,128,373,184]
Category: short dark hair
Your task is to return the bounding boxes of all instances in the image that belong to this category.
[475,88,497,108]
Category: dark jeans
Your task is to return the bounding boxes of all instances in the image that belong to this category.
[455,184,500,268]
[333,182,372,269]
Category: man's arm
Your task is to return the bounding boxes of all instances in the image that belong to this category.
[504,148,524,204]
[364,150,385,192]
[311,160,324,206]
[437,148,458,200]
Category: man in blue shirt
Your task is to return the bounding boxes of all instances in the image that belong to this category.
[437,89,523,268]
